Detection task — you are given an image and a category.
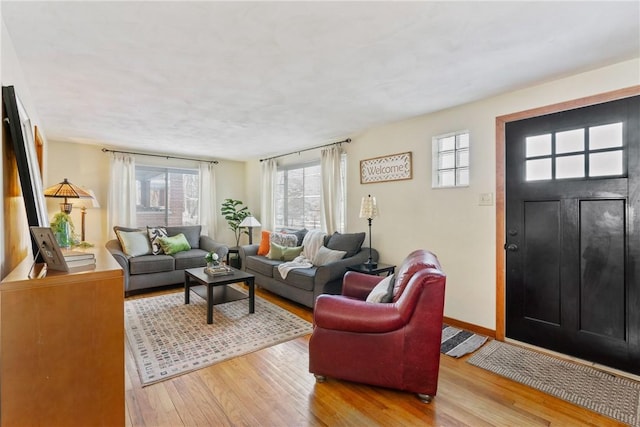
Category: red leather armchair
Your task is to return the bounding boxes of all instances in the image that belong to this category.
[308,249,446,402]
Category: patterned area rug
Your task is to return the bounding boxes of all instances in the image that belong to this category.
[468,340,640,426]
[440,325,488,358]
[125,289,313,386]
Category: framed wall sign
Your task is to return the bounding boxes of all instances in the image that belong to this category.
[360,151,413,184]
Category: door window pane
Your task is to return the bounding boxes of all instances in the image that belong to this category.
[556,155,585,179]
[590,123,623,150]
[526,159,551,181]
[556,129,584,154]
[439,152,455,169]
[589,151,623,177]
[457,133,469,149]
[526,134,551,157]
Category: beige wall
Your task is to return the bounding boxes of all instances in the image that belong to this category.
[245,58,640,330]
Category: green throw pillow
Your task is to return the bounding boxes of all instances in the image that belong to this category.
[267,243,303,261]
[157,233,191,255]
[115,230,152,257]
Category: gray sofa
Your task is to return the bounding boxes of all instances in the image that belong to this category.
[106,225,228,296]
[239,231,378,308]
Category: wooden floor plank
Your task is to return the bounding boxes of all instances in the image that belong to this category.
[124,286,627,426]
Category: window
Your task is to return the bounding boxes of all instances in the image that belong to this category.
[274,157,347,231]
[432,131,470,188]
[525,122,624,181]
[135,165,199,226]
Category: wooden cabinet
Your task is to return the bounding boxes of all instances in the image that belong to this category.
[0,248,124,426]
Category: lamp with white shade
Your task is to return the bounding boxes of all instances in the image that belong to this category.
[359,194,378,268]
[75,190,100,242]
[239,215,261,245]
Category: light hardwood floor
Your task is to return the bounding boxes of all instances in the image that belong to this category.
[125,287,625,427]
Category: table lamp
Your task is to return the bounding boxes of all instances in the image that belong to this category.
[239,215,261,245]
[359,194,378,268]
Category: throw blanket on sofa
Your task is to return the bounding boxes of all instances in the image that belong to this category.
[277,230,327,279]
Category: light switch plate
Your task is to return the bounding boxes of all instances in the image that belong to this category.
[479,193,494,206]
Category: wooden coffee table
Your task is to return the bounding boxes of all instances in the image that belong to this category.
[184,267,255,324]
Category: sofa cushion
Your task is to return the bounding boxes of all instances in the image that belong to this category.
[173,248,208,270]
[166,225,202,249]
[147,226,168,254]
[129,254,174,275]
[115,230,152,257]
[268,243,303,261]
[246,255,281,278]
[313,246,346,266]
[275,267,316,291]
[158,233,191,255]
[258,230,271,256]
[326,232,365,258]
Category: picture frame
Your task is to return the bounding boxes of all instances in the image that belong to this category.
[3,86,49,259]
[360,151,413,184]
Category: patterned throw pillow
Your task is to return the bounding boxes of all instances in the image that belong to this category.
[269,232,298,248]
[147,226,168,255]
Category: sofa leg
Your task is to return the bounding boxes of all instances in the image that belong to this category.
[314,374,326,383]
[417,393,433,403]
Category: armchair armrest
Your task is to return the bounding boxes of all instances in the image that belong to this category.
[342,271,384,300]
[199,236,229,260]
[314,295,405,333]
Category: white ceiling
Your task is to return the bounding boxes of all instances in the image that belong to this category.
[2,1,639,162]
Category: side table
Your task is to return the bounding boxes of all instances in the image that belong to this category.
[347,263,396,276]
[227,246,240,268]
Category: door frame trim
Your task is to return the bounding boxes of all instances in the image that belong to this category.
[495,85,640,340]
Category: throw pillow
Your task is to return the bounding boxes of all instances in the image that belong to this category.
[313,246,347,266]
[115,230,152,257]
[270,231,298,248]
[157,233,192,255]
[279,228,308,246]
[366,274,395,303]
[267,243,303,261]
[257,230,271,256]
[325,232,366,258]
[147,226,168,254]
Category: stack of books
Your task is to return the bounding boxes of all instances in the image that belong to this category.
[61,249,96,268]
[204,264,233,277]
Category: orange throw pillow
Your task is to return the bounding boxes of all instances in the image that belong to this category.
[257,230,271,255]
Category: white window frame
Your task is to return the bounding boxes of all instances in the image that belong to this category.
[432,130,470,188]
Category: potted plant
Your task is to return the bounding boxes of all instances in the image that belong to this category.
[50,211,77,248]
[221,198,251,247]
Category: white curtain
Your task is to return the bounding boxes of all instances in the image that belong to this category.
[107,153,136,236]
[198,162,217,237]
[260,159,278,231]
[320,145,344,234]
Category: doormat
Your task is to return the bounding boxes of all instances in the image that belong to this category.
[440,324,488,358]
[125,289,313,386]
[468,340,640,426]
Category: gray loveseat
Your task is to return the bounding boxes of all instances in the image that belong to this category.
[106,225,228,296]
[239,231,378,308]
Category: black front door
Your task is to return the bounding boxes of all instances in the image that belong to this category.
[505,96,640,374]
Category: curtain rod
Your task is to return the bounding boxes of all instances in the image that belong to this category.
[259,138,351,162]
[101,148,219,164]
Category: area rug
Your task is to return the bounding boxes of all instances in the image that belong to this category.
[125,289,313,386]
[468,340,640,426]
[440,324,488,358]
